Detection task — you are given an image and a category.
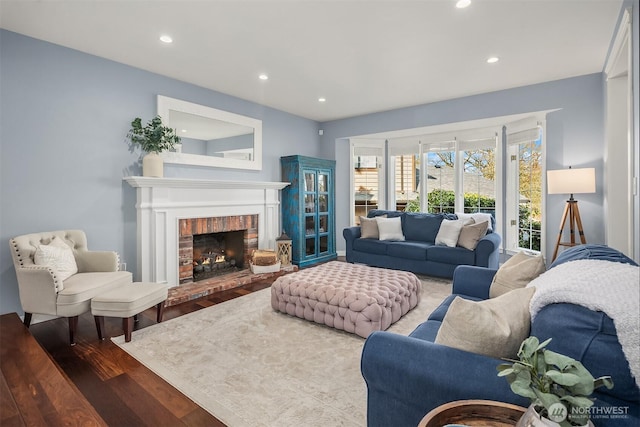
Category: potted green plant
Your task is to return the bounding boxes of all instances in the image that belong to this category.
[497,336,614,427]
[127,115,181,177]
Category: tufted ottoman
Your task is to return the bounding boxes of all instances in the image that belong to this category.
[91,282,168,342]
[271,261,421,338]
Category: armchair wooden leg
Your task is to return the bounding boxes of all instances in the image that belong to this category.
[23,312,32,327]
[94,316,105,340]
[68,316,79,346]
[123,317,134,342]
[156,301,165,323]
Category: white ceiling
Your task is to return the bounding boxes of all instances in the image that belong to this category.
[0,0,623,122]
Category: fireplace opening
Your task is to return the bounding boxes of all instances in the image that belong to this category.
[192,230,244,282]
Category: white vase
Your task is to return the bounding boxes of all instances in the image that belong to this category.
[142,152,163,177]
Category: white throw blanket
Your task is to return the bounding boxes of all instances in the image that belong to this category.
[527,259,640,389]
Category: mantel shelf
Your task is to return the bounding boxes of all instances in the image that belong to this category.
[124,176,289,190]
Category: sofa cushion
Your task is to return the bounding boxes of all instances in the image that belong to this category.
[426,245,475,265]
[407,320,442,342]
[402,213,444,243]
[353,238,390,255]
[550,244,638,268]
[489,251,545,298]
[427,294,484,323]
[387,241,431,260]
[34,237,78,284]
[360,215,386,239]
[409,291,497,341]
[532,303,640,403]
[434,287,535,359]
[435,219,465,247]
[457,220,489,250]
[376,217,405,241]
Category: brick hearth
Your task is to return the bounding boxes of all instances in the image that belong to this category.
[166,265,297,306]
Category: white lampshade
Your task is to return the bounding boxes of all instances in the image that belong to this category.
[547,168,596,195]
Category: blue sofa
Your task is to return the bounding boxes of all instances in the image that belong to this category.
[343,209,501,278]
[361,245,639,427]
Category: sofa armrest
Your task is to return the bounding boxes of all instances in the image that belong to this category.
[343,226,361,241]
[451,266,497,299]
[343,227,361,263]
[474,232,501,268]
[75,251,119,273]
[15,266,60,315]
[361,331,527,427]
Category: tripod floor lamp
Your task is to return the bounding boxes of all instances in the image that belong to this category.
[547,167,596,262]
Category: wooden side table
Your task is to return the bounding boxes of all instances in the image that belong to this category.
[418,399,526,427]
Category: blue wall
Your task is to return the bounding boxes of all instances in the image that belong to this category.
[320,73,607,258]
[0,30,320,315]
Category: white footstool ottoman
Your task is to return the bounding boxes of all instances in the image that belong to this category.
[91,282,168,342]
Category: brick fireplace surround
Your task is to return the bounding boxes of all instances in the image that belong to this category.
[125,177,289,295]
[178,214,258,284]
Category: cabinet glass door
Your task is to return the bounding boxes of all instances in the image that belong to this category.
[300,168,332,260]
[303,170,318,258]
[317,170,331,255]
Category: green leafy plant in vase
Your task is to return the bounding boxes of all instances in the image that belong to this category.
[127,116,181,177]
[497,336,613,427]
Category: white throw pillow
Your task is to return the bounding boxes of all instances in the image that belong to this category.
[456,212,493,231]
[34,237,78,283]
[435,219,465,247]
[375,216,405,241]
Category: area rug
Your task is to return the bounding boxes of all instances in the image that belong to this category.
[113,275,451,427]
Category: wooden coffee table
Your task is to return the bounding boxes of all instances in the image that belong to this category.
[418,399,527,427]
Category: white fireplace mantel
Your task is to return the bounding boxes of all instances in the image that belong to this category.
[125,177,289,287]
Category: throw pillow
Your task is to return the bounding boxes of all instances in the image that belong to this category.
[457,220,489,250]
[435,219,465,247]
[34,237,78,283]
[456,212,493,231]
[360,214,386,239]
[376,216,405,241]
[434,286,536,359]
[489,251,546,298]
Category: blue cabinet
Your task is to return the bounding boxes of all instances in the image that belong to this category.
[281,155,337,267]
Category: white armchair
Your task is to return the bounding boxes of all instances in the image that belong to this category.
[9,230,132,345]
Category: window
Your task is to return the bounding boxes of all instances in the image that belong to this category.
[506,127,543,252]
[349,114,545,255]
[351,141,385,225]
[460,138,497,217]
[423,142,456,213]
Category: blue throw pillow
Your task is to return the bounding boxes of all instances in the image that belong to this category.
[550,244,638,269]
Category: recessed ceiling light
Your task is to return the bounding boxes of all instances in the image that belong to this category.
[318,97,326,103]
[487,56,500,64]
[456,0,471,9]
[159,35,173,44]
[258,73,269,80]
[181,129,187,133]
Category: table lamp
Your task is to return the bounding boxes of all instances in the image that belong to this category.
[547,167,596,261]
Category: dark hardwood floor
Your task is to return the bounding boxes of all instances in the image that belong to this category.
[24,279,274,427]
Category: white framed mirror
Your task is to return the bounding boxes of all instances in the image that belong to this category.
[157,95,262,170]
